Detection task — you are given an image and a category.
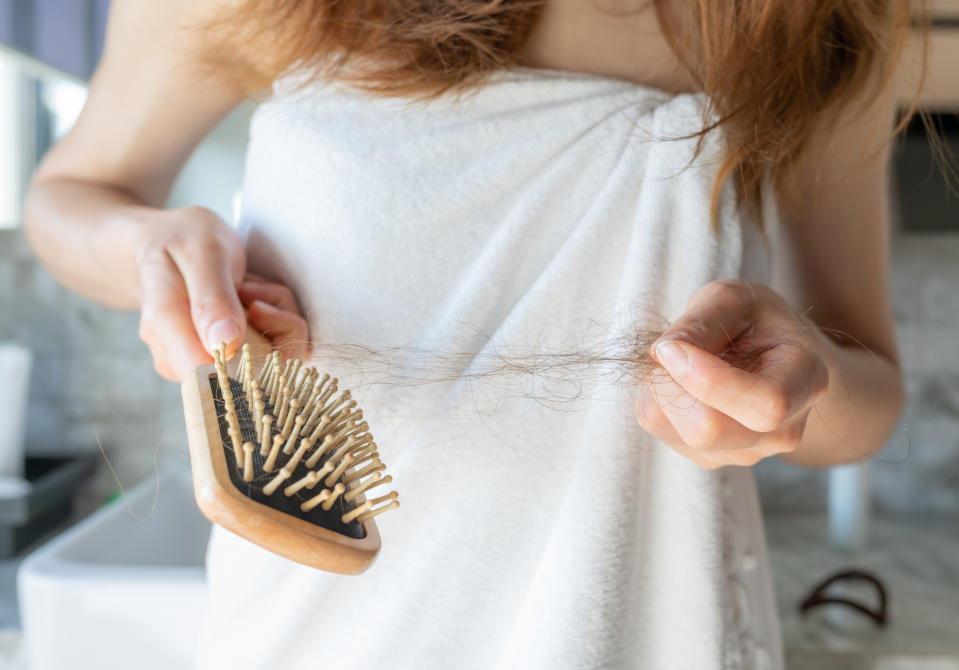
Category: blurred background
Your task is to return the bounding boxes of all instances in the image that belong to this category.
[0,1,956,669]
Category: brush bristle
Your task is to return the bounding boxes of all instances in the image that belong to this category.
[211,343,399,530]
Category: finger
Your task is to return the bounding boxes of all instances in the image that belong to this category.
[635,383,686,446]
[242,271,271,283]
[699,412,810,467]
[702,439,796,468]
[640,370,811,469]
[140,334,180,382]
[139,251,213,381]
[650,369,766,451]
[152,357,179,382]
[653,339,828,433]
[637,382,728,469]
[247,300,310,360]
[649,400,806,470]
[167,242,246,356]
[238,280,301,314]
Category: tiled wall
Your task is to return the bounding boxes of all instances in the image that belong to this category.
[0,101,250,510]
[2,227,957,515]
[755,234,959,516]
[0,229,184,508]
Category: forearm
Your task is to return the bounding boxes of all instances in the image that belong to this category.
[779,326,905,468]
[24,177,154,310]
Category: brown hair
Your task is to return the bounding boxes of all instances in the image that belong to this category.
[202,0,924,226]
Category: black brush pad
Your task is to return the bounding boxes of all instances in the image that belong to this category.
[210,375,366,539]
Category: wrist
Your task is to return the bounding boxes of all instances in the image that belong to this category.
[798,313,838,393]
[104,204,164,308]
[779,316,904,467]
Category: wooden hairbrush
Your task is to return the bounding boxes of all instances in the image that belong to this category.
[181,339,399,574]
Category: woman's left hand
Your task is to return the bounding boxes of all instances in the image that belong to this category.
[634,280,830,469]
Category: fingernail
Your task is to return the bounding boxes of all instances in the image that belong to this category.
[250,299,274,311]
[207,318,240,352]
[655,341,689,376]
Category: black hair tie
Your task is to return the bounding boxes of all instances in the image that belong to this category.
[798,568,888,627]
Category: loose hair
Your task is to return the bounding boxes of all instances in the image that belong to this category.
[200,0,926,226]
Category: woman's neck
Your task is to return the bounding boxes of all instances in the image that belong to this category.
[517,0,697,95]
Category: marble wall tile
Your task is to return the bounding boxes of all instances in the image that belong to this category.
[756,234,959,516]
[0,229,181,503]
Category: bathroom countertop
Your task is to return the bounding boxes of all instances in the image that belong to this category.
[0,513,955,669]
[764,512,959,669]
[0,559,23,668]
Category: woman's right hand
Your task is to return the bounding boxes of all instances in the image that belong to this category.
[134,205,248,381]
[132,206,311,381]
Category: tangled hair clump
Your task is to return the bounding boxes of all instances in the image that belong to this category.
[201,0,924,227]
[263,317,797,416]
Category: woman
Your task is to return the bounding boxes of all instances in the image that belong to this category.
[24,1,911,667]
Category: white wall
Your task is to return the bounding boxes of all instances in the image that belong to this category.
[166,103,255,226]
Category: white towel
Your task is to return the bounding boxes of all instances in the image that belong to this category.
[198,67,783,670]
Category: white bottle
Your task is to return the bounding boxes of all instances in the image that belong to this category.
[828,461,871,551]
[0,343,32,479]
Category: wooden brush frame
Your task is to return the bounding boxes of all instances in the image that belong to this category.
[181,339,383,574]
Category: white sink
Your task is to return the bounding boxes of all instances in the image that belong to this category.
[17,463,211,670]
